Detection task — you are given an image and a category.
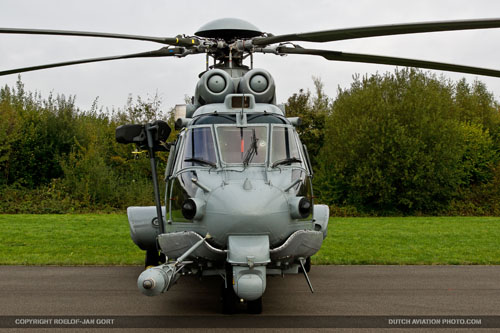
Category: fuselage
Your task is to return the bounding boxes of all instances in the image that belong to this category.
[127,65,329,307]
[164,97,314,248]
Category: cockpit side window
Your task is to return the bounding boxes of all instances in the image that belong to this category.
[181,127,217,168]
[271,126,301,164]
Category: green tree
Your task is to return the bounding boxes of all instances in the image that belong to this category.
[0,80,79,187]
[0,86,21,185]
[285,77,330,169]
[315,69,498,214]
[454,79,500,137]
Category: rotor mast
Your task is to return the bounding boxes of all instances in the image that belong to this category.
[194,18,264,72]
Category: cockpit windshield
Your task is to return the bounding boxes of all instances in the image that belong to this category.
[179,124,302,169]
[216,126,267,164]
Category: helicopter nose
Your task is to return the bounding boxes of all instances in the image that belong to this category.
[203,180,291,247]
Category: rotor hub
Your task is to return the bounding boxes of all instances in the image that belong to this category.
[195,18,263,41]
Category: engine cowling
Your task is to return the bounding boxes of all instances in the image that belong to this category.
[195,69,235,104]
[238,69,275,103]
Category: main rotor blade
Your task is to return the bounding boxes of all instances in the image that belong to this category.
[0,28,199,47]
[276,47,500,78]
[0,47,185,76]
[253,18,500,45]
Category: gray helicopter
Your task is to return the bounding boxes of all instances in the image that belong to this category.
[2,17,500,314]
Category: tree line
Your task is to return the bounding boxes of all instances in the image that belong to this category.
[287,69,500,215]
[0,79,172,213]
[1,69,499,215]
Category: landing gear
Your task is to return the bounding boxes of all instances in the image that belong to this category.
[145,249,166,268]
[247,297,263,314]
[221,266,237,314]
[220,265,264,314]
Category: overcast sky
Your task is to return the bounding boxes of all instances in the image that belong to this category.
[1,0,500,112]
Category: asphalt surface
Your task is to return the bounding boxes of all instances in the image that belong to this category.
[1,265,499,315]
[0,265,499,330]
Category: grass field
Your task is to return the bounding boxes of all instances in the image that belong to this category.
[0,215,499,265]
[0,214,143,265]
[313,217,500,265]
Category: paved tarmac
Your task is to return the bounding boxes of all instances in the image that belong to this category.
[0,265,499,330]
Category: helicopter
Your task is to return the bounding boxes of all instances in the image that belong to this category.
[2,17,500,314]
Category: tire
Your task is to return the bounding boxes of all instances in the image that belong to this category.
[145,249,162,268]
[247,297,263,314]
[159,252,166,264]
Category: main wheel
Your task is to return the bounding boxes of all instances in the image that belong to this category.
[247,297,263,314]
[159,252,166,264]
[145,249,164,268]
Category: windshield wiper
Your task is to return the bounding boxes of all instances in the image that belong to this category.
[243,129,259,166]
[184,157,216,168]
[271,157,302,168]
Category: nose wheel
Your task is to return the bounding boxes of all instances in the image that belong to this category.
[220,265,263,314]
[221,265,237,314]
[247,297,263,314]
